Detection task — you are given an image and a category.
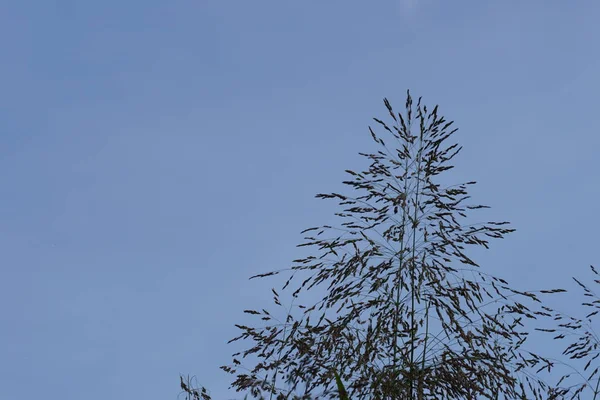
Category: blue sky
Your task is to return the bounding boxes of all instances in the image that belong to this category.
[1,1,599,399]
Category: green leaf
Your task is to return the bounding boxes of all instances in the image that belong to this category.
[334,371,349,400]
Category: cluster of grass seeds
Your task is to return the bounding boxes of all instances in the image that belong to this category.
[182,92,573,400]
[535,265,600,399]
[179,372,349,400]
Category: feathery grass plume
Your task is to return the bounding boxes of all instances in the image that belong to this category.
[189,91,565,399]
[180,375,212,400]
[535,265,600,399]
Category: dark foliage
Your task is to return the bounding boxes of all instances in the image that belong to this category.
[186,92,575,400]
[536,265,600,399]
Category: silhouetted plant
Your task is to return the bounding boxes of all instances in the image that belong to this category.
[180,375,212,400]
[187,91,567,399]
[536,265,600,399]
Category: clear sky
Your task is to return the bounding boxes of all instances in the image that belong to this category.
[1,1,599,399]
